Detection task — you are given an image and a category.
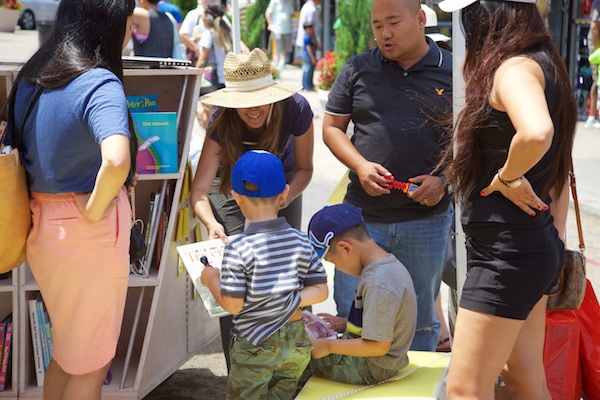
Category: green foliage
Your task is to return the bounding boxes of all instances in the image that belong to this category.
[171,0,197,17]
[335,0,374,69]
[241,0,270,50]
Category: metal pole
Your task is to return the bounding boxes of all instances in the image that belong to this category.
[232,0,241,53]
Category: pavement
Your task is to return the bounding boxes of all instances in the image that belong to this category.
[2,28,600,400]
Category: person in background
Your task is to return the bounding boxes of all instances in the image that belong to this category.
[587,0,600,128]
[191,49,316,372]
[322,0,453,351]
[302,23,317,91]
[437,0,577,397]
[295,0,321,58]
[266,0,294,69]
[181,0,249,65]
[6,0,135,398]
[201,150,328,399]
[180,0,213,65]
[299,204,416,387]
[196,3,233,127]
[132,0,175,58]
[158,0,183,26]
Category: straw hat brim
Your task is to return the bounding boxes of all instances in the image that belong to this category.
[200,82,302,108]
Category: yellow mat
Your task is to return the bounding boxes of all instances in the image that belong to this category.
[328,170,351,205]
[295,351,450,400]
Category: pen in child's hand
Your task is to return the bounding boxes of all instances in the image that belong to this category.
[200,256,213,268]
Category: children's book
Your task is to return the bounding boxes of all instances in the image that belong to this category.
[131,112,178,174]
[36,296,50,370]
[176,237,239,318]
[302,311,337,340]
[0,317,12,391]
[126,94,159,113]
[28,298,44,387]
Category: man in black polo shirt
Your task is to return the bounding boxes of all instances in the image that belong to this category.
[322,0,453,352]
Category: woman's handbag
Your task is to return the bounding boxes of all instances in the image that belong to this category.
[0,85,41,274]
[547,162,586,310]
[0,146,31,273]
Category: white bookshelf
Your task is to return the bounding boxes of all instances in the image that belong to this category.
[1,65,221,399]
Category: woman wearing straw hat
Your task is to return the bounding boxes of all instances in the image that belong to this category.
[437,0,576,398]
[190,48,315,370]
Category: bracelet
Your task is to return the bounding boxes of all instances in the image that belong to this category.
[497,169,523,188]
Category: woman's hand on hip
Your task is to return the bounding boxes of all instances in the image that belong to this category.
[481,175,548,217]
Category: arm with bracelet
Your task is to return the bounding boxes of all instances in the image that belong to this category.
[479,57,553,217]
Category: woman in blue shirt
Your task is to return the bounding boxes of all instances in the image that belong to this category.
[8,0,135,398]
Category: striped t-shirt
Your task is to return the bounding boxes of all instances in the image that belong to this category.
[221,217,328,345]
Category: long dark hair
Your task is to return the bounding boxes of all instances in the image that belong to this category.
[448,0,576,199]
[17,0,135,87]
[208,102,284,195]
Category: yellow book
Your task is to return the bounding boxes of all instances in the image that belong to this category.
[179,165,190,203]
[176,209,185,241]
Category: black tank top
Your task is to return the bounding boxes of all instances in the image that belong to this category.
[132,9,174,58]
[462,61,560,227]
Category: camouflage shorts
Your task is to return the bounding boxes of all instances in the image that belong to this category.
[299,352,376,388]
[227,319,312,400]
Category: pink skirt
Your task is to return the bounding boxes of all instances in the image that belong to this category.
[27,188,131,375]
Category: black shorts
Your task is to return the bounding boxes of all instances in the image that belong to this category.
[461,221,563,320]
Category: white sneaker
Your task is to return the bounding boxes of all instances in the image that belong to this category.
[584,116,600,129]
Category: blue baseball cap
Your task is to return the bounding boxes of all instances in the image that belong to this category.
[231,150,286,198]
[308,204,364,258]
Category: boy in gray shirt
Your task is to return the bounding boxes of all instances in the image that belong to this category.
[301,203,417,386]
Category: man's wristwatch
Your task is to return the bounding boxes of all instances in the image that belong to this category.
[439,173,453,193]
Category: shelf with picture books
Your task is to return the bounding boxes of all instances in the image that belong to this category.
[6,67,217,399]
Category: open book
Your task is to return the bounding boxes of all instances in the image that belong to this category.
[176,237,238,318]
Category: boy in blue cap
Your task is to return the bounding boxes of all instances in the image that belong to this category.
[300,203,417,386]
[200,150,328,399]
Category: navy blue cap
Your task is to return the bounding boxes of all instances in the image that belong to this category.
[308,204,364,258]
[231,150,286,198]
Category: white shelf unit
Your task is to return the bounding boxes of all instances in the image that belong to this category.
[0,66,221,399]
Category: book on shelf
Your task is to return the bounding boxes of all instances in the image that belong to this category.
[176,237,239,318]
[131,112,178,174]
[0,315,12,391]
[36,296,51,370]
[126,94,158,113]
[28,297,44,387]
[42,303,53,369]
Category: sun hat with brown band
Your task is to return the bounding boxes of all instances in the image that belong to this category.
[200,48,302,108]
[439,0,536,12]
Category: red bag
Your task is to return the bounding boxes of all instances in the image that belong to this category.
[578,280,600,398]
[544,310,582,400]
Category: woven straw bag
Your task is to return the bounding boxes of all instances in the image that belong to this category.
[0,146,31,273]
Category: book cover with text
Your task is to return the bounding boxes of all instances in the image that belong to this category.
[126,94,159,113]
[132,112,178,174]
[176,237,239,318]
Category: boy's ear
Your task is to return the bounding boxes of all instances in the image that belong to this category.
[334,238,353,256]
[279,184,290,202]
[231,189,243,205]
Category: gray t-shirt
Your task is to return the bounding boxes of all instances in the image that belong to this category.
[346,255,417,381]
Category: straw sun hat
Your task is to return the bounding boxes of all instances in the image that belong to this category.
[200,49,302,108]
